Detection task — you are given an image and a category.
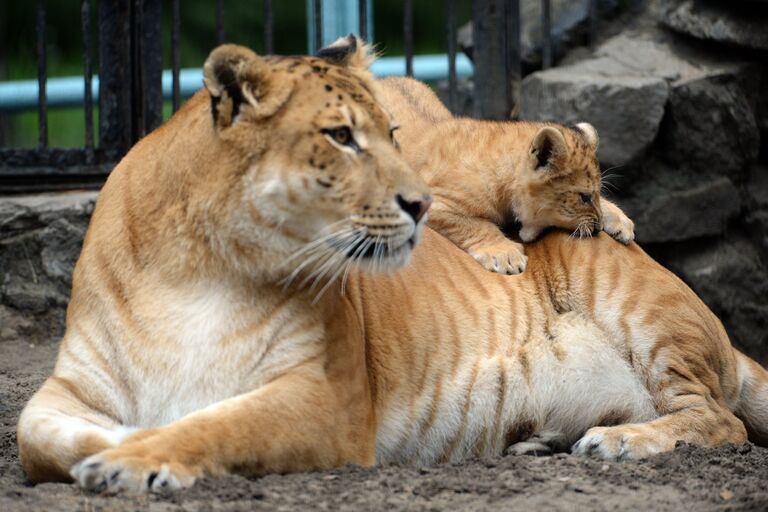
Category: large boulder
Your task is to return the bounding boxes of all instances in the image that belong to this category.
[659,0,768,51]
[520,68,668,167]
[659,73,760,179]
[624,175,741,244]
[743,164,768,261]
[0,192,96,343]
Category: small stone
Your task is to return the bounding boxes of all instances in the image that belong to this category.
[720,489,735,501]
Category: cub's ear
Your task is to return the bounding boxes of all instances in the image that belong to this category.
[317,34,375,70]
[574,122,599,149]
[203,44,291,128]
[530,126,568,170]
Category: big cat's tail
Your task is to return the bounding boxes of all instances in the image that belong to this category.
[734,350,768,446]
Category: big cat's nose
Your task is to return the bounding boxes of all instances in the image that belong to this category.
[396,193,432,223]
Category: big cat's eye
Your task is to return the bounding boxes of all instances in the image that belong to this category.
[321,126,359,152]
[580,192,593,204]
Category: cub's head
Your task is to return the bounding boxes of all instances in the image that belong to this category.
[515,123,604,241]
[201,37,431,281]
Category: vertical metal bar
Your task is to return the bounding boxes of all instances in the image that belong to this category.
[446,0,457,112]
[589,0,598,47]
[99,0,132,157]
[313,0,322,52]
[141,0,162,132]
[264,0,274,53]
[506,0,521,117]
[404,0,413,77]
[171,0,180,112]
[36,0,48,149]
[82,0,94,153]
[358,0,367,41]
[472,0,511,119]
[130,0,145,142]
[216,0,225,44]
[541,0,551,68]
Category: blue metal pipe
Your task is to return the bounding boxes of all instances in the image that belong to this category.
[0,54,473,112]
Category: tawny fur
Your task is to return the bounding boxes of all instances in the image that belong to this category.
[377,76,634,274]
[16,40,768,493]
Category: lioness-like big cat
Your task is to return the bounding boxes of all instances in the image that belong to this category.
[378,76,634,275]
[17,38,768,493]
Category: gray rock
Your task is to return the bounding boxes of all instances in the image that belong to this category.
[758,66,768,163]
[659,0,768,51]
[520,68,668,166]
[626,176,741,243]
[0,192,96,344]
[657,234,768,365]
[743,164,768,260]
[660,73,760,178]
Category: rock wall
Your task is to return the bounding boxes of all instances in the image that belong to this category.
[0,192,95,344]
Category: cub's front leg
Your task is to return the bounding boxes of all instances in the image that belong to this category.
[600,199,634,244]
[429,209,528,275]
[71,363,374,493]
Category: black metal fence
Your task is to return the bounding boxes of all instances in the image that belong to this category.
[0,0,594,194]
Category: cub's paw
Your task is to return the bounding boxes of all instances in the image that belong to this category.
[469,241,528,275]
[602,212,635,245]
[572,425,667,461]
[71,446,200,493]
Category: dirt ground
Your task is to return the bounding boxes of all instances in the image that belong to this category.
[2,337,768,512]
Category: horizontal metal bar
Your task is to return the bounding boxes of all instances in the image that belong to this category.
[0,147,119,168]
[0,55,474,112]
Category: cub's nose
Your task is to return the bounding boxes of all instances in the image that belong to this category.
[396,193,432,223]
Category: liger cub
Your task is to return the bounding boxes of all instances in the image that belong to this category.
[377,76,634,275]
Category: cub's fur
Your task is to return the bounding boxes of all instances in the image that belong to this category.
[378,76,634,274]
[17,39,768,494]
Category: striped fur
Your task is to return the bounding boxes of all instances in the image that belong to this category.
[16,42,768,493]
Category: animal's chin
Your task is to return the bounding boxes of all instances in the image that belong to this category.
[344,235,417,273]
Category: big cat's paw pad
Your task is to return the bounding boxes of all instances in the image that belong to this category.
[71,450,198,493]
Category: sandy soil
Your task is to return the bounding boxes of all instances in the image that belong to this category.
[2,336,768,512]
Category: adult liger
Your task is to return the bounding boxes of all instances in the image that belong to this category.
[17,38,768,493]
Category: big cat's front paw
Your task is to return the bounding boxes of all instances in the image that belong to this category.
[572,425,667,461]
[468,240,528,275]
[71,445,200,493]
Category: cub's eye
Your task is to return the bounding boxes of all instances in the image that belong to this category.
[580,192,593,204]
[322,126,357,150]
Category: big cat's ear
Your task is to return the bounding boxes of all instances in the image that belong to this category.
[203,44,291,128]
[317,34,376,70]
[530,126,568,170]
[574,122,599,149]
